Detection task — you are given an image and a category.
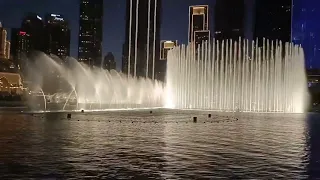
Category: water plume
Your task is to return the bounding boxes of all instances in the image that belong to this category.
[166,38,308,113]
[25,53,165,111]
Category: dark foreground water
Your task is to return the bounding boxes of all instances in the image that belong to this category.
[0,110,319,179]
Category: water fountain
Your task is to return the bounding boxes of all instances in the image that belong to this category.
[24,37,308,113]
[25,53,165,111]
[166,38,308,113]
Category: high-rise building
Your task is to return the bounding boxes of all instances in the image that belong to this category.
[21,13,45,54]
[0,23,11,60]
[189,5,210,47]
[194,30,210,48]
[254,0,292,43]
[11,29,30,66]
[160,40,178,60]
[0,24,7,59]
[214,0,245,41]
[103,52,116,70]
[156,40,177,81]
[44,14,70,59]
[122,0,162,79]
[5,41,10,59]
[78,0,103,66]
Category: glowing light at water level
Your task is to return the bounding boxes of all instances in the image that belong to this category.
[166,38,308,113]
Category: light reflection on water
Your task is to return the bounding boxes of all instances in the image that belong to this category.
[0,110,319,179]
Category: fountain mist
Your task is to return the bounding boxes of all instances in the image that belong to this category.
[166,38,308,113]
[25,53,165,111]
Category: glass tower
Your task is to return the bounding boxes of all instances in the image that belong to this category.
[78,0,103,67]
[122,0,162,79]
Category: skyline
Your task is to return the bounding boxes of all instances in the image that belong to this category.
[0,0,215,70]
[1,0,320,69]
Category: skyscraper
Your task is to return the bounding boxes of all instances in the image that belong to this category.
[21,13,45,54]
[254,0,292,43]
[122,0,162,79]
[156,40,178,81]
[160,40,178,60]
[214,0,245,41]
[10,28,30,70]
[5,41,10,59]
[0,24,7,59]
[188,5,210,47]
[78,0,103,66]
[0,23,10,60]
[44,14,70,59]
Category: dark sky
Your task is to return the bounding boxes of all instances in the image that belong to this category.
[1,1,319,69]
[0,0,254,69]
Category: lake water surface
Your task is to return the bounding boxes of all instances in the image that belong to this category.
[0,110,319,179]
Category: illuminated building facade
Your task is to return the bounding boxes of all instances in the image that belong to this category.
[78,0,103,66]
[189,5,210,47]
[0,57,22,96]
[307,69,320,87]
[254,0,292,44]
[10,29,30,69]
[160,40,178,60]
[0,23,11,60]
[0,23,5,58]
[44,14,70,59]
[156,40,177,81]
[214,0,245,41]
[122,0,162,79]
[194,30,210,48]
[21,13,45,53]
[5,41,10,59]
[0,72,23,95]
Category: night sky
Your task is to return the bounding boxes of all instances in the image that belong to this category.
[1,0,319,69]
[0,0,215,69]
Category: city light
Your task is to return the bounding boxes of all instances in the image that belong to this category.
[19,31,26,35]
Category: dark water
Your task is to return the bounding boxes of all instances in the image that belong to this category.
[0,110,319,179]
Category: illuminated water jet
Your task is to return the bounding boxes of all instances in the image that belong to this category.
[166,38,308,113]
[25,37,308,113]
[25,54,165,111]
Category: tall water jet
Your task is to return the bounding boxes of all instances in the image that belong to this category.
[166,38,308,113]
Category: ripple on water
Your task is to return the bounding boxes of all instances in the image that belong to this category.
[0,111,319,179]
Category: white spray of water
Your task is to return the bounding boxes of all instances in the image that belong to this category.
[166,38,308,113]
